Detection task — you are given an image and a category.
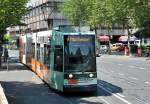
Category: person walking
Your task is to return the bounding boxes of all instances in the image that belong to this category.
[0,44,3,67]
[4,48,9,63]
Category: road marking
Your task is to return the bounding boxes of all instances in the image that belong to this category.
[118,64,123,66]
[145,81,150,85]
[116,93,126,98]
[134,97,149,104]
[98,84,132,104]
[127,81,135,85]
[111,71,114,73]
[101,98,111,104]
[129,77,138,80]
[128,66,136,68]
[118,73,124,76]
[139,67,145,70]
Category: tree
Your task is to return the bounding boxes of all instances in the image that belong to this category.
[61,0,90,29]
[111,0,150,55]
[0,0,29,43]
[134,0,150,28]
[134,0,150,47]
[61,0,115,54]
[61,0,150,55]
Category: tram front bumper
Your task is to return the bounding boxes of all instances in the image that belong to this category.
[63,84,97,92]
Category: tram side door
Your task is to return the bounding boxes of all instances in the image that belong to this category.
[51,45,64,91]
[26,36,32,67]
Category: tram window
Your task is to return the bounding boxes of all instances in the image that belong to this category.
[44,45,47,64]
[37,44,40,61]
[40,47,44,63]
[32,43,35,58]
[46,45,51,68]
[54,45,63,72]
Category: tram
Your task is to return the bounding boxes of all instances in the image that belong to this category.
[20,26,97,92]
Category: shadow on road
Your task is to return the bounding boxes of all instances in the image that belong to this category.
[61,79,123,104]
[1,81,104,104]
[62,80,123,97]
[0,54,123,104]
[97,80,123,96]
[0,81,60,104]
[62,80,123,104]
[0,80,123,104]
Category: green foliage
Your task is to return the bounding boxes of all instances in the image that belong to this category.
[61,0,150,56]
[141,45,148,54]
[0,0,28,33]
[61,0,150,29]
[134,0,150,27]
[61,0,90,26]
[111,0,150,28]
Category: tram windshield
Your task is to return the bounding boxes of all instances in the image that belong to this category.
[64,35,96,72]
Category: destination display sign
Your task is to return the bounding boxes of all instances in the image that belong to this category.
[66,35,94,43]
[67,37,90,42]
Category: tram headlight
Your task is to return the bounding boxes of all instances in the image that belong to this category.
[69,74,73,78]
[89,73,94,78]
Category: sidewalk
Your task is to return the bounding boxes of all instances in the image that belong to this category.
[0,60,31,104]
[0,61,44,104]
[0,56,67,104]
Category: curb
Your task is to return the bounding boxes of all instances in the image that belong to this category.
[0,84,8,104]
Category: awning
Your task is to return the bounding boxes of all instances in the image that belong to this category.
[97,36,109,42]
[119,35,137,42]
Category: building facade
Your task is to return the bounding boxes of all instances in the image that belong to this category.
[23,0,70,32]
[24,0,136,42]
[8,0,141,47]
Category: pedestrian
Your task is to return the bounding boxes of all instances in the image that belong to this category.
[4,48,9,63]
[0,45,3,67]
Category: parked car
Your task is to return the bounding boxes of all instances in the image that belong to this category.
[117,45,125,52]
[111,43,123,51]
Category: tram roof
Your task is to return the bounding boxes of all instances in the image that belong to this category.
[53,31,95,36]
[53,25,95,36]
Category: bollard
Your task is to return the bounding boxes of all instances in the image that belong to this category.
[137,48,142,57]
[125,46,129,56]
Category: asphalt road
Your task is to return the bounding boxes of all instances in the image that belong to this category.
[97,55,150,104]
[0,50,150,104]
